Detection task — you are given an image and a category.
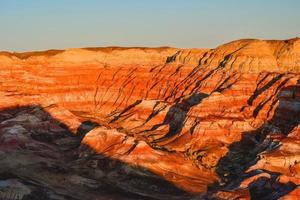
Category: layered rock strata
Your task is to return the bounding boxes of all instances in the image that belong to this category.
[0,38,300,199]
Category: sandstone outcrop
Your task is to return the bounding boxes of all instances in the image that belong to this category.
[0,38,300,199]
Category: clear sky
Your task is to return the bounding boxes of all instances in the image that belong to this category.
[1,0,300,51]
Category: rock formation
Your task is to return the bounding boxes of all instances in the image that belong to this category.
[0,38,300,199]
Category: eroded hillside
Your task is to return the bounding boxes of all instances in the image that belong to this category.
[0,38,300,199]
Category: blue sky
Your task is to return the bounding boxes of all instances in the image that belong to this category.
[0,0,299,51]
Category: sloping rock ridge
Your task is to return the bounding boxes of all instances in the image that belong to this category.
[0,38,300,199]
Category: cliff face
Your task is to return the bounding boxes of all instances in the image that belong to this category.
[0,38,300,199]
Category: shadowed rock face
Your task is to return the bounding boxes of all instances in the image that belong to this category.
[0,38,300,199]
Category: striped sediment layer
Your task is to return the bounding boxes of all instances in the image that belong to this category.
[0,38,300,199]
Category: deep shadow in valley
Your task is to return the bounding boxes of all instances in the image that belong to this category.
[133,92,209,143]
[211,82,300,199]
[0,105,191,200]
[1,81,299,199]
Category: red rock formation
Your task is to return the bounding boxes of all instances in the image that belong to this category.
[0,38,300,199]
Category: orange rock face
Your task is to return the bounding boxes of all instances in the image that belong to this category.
[0,38,300,199]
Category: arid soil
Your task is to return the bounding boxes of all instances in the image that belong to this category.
[0,38,300,199]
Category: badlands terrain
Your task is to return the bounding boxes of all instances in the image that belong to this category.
[0,38,300,199]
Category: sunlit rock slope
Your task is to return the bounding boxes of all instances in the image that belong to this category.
[0,38,300,199]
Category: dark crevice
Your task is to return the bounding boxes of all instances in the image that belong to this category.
[151,93,209,143]
[211,82,300,199]
[166,51,181,64]
[110,99,143,123]
[247,73,284,106]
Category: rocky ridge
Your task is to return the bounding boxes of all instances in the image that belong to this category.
[0,38,300,199]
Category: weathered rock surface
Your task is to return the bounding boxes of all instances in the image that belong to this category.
[0,38,300,199]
